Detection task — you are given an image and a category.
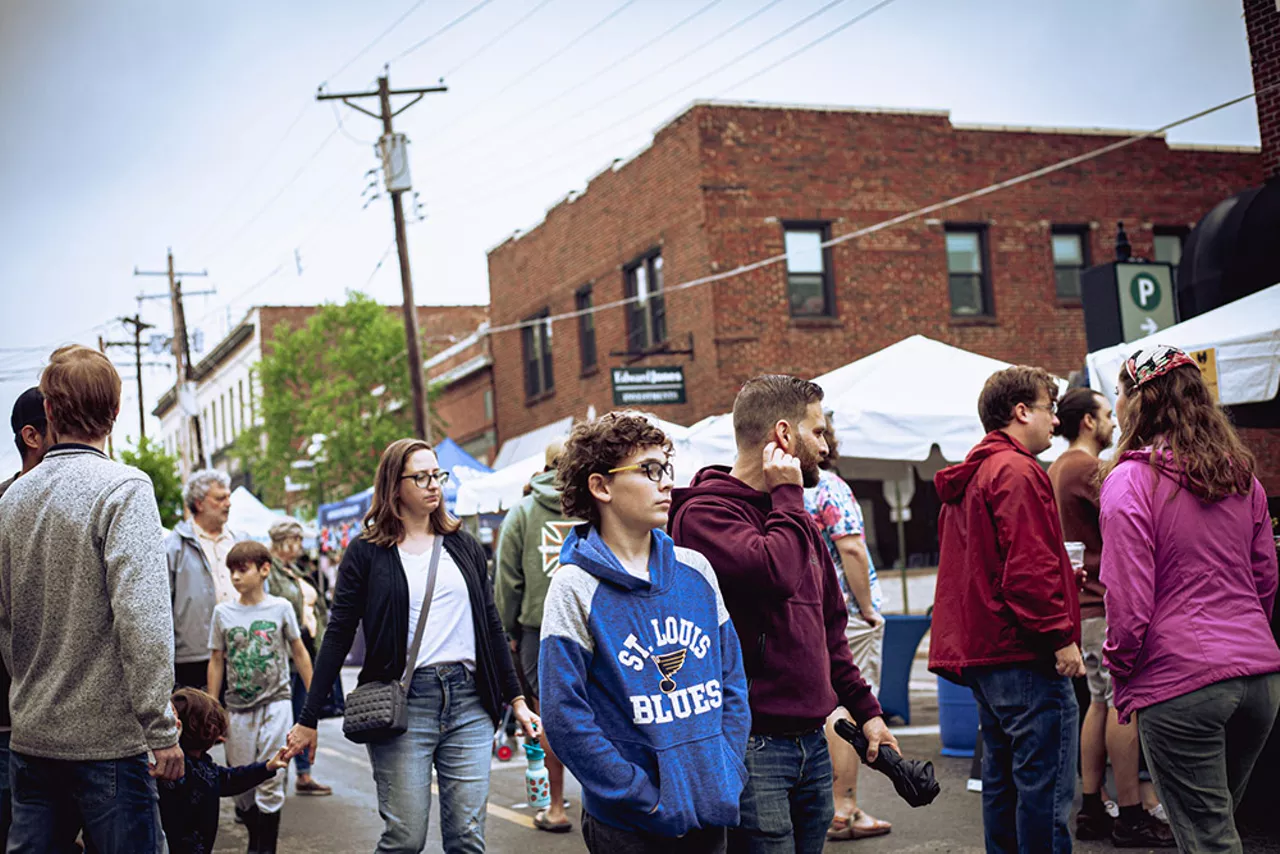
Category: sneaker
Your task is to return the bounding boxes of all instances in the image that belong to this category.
[1075,809,1114,841]
[1112,812,1176,848]
[1105,799,1120,819]
[1148,803,1169,823]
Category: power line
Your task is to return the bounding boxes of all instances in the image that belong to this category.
[439,0,560,79]
[364,240,398,290]
[325,0,430,84]
[473,86,1273,340]
[717,0,900,95]
[434,0,862,199]
[435,0,728,161]
[391,0,500,65]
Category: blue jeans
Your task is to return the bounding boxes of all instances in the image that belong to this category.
[290,670,312,775]
[367,664,493,853]
[968,664,1078,854]
[7,751,163,854]
[730,729,834,854]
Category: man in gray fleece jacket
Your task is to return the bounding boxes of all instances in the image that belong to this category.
[0,345,181,853]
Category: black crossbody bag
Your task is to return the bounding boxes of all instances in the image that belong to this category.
[342,536,443,744]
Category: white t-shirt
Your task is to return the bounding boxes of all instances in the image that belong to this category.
[399,542,476,673]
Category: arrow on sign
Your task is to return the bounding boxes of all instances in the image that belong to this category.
[1140,317,1159,335]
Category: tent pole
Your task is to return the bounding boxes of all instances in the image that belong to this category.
[895,479,910,614]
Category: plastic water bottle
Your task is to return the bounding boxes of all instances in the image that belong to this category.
[524,742,551,809]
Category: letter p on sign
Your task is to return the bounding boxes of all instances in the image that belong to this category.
[1130,273,1162,311]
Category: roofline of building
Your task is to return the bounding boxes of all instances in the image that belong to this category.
[428,353,493,390]
[423,322,489,370]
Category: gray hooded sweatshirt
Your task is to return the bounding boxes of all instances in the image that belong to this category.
[0,445,179,760]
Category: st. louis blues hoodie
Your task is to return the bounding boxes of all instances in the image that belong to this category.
[540,525,750,837]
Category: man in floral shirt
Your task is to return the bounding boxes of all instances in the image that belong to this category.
[805,416,890,841]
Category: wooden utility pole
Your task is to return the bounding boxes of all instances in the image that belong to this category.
[135,250,209,475]
[116,315,155,441]
[318,74,446,442]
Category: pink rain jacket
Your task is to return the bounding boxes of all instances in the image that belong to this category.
[1099,450,1280,723]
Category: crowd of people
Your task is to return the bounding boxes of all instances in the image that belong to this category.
[0,339,1274,854]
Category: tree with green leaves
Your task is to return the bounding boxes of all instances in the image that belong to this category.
[234,292,437,511]
[118,437,184,528]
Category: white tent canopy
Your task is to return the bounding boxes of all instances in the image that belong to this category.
[1086,283,1280,406]
[684,335,1065,466]
[491,416,574,470]
[227,486,288,541]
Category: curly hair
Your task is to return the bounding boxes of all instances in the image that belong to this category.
[1099,363,1255,501]
[172,687,228,754]
[557,412,673,527]
[978,366,1059,434]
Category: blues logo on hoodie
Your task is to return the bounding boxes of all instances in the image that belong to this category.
[540,526,750,837]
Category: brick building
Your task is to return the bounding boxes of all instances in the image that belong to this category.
[487,100,1260,446]
[154,303,492,487]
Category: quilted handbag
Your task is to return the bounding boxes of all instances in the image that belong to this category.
[343,536,442,744]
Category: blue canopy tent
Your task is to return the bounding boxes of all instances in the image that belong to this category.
[432,437,494,514]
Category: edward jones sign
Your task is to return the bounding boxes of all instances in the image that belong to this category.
[611,366,687,406]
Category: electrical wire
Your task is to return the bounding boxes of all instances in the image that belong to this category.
[325,0,430,85]
[438,0,559,79]
[391,0,500,64]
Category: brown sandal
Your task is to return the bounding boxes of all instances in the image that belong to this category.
[827,809,892,840]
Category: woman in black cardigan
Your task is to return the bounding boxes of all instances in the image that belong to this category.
[287,439,538,853]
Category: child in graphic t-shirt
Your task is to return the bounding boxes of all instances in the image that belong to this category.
[208,541,313,854]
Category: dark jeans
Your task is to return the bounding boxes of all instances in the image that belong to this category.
[290,670,312,775]
[0,731,9,852]
[1138,672,1280,854]
[583,812,727,854]
[173,660,208,691]
[8,751,163,853]
[968,663,1078,854]
[729,728,833,854]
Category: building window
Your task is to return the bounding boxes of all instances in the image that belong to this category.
[623,251,666,353]
[784,224,835,317]
[1051,227,1089,300]
[222,392,230,445]
[521,310,554,400]
[1153,227,1186,283]
[945,227,992,317]
[483,388,494,422]
[575,285,597,373]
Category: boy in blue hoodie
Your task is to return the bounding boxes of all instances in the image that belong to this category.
[540,412,750,854]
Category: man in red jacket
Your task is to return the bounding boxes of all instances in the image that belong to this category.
[671,375,898,854]
[930,366,1084,854]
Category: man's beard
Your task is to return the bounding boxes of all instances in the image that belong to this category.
[802,464,821,488]
[1096,425,1114,451]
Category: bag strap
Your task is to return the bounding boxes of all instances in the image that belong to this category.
[400,535,444,688]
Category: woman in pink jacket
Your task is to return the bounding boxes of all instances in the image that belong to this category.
[1099,344,1280,854]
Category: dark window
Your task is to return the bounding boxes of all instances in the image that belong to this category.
[784,224,835,317]
[1051,227,1089,299]
[1153,227,1186,269]
[521,309,554,400]
[623,252,666,352]
[483,388,494,422]
[945,227,992,317]
[575,285,597,372]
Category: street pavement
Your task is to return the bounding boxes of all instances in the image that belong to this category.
[210,668,1280,853]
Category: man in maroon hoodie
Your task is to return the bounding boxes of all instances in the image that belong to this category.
[930,366,1084,854]
[671,375,897,854]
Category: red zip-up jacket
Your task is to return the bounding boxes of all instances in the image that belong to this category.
[670,467,882,733]
[929,432,1080,684]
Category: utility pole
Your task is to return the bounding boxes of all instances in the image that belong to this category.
[103,314,156,443]
[318,74,446,442]
[135,250,210,476]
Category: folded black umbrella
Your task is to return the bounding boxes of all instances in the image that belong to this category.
[834,718,941,807]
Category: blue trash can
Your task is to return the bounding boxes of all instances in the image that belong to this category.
[938,675,979,757]
[878,614,931,724]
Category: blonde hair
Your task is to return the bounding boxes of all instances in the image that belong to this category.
[39,346,121,440]
[362,439,461,547]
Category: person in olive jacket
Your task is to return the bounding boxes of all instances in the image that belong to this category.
[286,438,539,853]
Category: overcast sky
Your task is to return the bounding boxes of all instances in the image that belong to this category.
[0,0,1261,476]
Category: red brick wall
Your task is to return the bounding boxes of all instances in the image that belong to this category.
[433,369,495,461]
[487,102,1262,451]
[1242,428,1280,495]
[1245,0,1280,180]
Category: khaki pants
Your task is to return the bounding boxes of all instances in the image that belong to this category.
[226,698,291,813]
[845,611,884,697]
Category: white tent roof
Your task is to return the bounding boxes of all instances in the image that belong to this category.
[1086,283,1280,406]
[226,486,288,540]
[683,335,1067,465]
[491,416,574,470]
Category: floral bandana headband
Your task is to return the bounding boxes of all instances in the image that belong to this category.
[1125,344,1196,388]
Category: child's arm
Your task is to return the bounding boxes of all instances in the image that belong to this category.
[217,758,278,797]
[206,650,225,701]
[290,638,313,692]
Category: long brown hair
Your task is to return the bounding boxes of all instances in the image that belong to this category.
[362,438,461,547]
[1100,363,1255,501]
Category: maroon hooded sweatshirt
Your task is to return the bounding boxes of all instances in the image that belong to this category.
[670,467,882,734]
[929,431,1081,685]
